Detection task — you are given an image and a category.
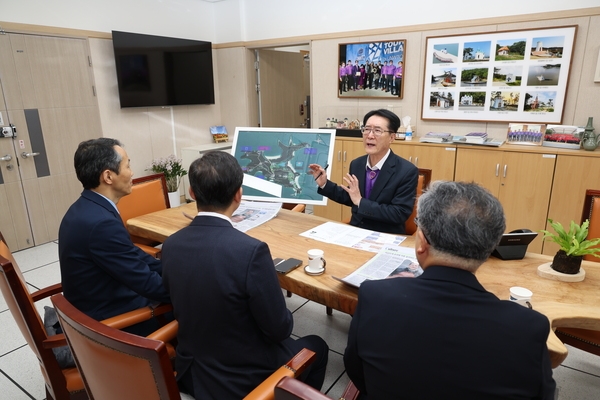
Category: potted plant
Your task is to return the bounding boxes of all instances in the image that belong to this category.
[540,218,600,274]
[147,155,187,206]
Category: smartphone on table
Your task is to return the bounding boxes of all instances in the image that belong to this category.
[274,258,303,274]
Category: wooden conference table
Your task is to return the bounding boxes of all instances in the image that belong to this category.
[127,202,600,368]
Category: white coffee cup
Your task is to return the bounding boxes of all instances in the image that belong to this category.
[307,249,326,273]
[509,286,533,308]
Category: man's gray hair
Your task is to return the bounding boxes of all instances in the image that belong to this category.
[417,181,505,269]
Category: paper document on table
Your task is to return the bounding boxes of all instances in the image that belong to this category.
[334,246,422,288]
[299,222,406,253]
[231,201,282,232]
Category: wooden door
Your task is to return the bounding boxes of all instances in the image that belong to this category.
[0,33,101,250]
[498,152,556,253]
[258,49,305,128]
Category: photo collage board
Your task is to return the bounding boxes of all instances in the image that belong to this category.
[421,26,577,123]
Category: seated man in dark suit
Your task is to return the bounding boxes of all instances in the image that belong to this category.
[309,109,418,234]
[162,151,328,399]
[344,181,556,399]
[59,138,170,335]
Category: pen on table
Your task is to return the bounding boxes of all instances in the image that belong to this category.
[314,164,329,181]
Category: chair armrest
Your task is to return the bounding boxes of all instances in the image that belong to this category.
[147,320,178,343]
[274,376,330,399]
[135,243,162,259]
[42,333,68,349]
[100,303,173,330]
[244,348,316,400]
[31,282,63,302]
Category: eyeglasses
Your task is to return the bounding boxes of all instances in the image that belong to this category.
[360,126,393,137]
[414,217,431,244]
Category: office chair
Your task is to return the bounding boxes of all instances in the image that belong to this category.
[554,189,600,357]
[117,173,171,258]
[404,168,432,235]
[0,231,87,400]
[0,230,176,400]
[283,203,306,213]
[273,376,360,400]
[52,293,316,400]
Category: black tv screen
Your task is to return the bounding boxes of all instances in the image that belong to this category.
[112,31,215,108]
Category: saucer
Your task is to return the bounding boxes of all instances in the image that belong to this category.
[304,265,325,276]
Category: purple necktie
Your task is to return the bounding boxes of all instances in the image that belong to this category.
[365,168,380,199]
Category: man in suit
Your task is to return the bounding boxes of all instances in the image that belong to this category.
[59,138,170,335]
[161,151,328,399]
[344,181,556,399]
[309,109,418,234]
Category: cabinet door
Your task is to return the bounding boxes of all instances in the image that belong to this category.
[392,143,456,181]
[340,140,365,222]
[411,145,456,181]
[454,148,503,196]
[313,139,344,221]
[498,152,556,253]
[543,155,600,256]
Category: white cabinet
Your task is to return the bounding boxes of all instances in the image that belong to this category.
[181,143,233,200]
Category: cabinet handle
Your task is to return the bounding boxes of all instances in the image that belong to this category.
[337,150,341,162]
[414,157,418,167]
[495,164,499,177]
[343,151,347,162]
[409,156,412,163]
[503,164,507,178]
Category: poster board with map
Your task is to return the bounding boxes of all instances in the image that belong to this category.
[231,127,336,205]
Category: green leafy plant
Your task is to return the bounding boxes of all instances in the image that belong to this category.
[540,219,600,258]
[147,155,187,192]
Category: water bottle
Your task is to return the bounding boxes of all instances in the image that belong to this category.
[405,125,413,141]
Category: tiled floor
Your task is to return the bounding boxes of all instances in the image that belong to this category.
[1,241,600,399]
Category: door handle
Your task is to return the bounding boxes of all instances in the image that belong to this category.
[21,151,40,159]
[503,164,508,178]
[0,154,12,161]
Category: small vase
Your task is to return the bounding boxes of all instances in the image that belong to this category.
[551,250,583,274]
[168,191,181,208]
[581,117,597,151]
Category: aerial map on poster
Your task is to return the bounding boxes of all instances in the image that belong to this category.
[231,127,336,205]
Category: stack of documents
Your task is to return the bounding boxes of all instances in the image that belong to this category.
[419,132,453,143]
[465,132,488,144]
[334,246,423,288]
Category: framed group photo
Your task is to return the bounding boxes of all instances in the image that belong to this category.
[421,26,577,123]
[338,40,406,99]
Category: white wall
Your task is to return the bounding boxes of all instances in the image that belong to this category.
[0,0,217,41]
[236,0,599,41]
[1,0,599,43]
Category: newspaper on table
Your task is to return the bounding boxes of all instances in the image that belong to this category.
[334,246,423,288]
[230,201,282,232]
[299,221,406,253]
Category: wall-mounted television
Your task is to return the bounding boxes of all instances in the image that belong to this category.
[231,127,336,205]
[111,30,215,108]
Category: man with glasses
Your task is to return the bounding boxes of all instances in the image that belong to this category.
[309,109,418,234]
[344,181,556,399]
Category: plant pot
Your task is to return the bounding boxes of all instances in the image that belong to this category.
[551,250,583,274]
[168,191,181,208]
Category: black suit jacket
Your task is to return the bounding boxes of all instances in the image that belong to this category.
[344,266,556,400]
[162,215,297,398]
[318,150,418,234]
[58,190,169,322]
